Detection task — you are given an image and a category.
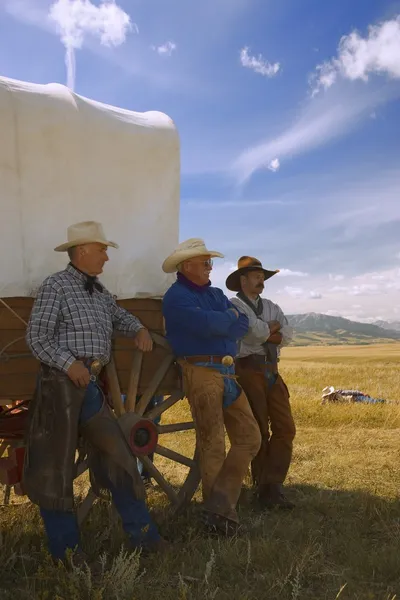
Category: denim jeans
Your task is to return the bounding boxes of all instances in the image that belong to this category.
[40,382,160,560]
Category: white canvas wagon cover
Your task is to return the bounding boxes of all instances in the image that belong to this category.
[0,75,180,299]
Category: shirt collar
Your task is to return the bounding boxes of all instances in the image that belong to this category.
[66,262,88,282]
[177,271,211,292]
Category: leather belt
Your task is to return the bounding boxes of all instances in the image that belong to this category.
[182,355,234,366]
[77,358,105,380]
[236,354,278,373]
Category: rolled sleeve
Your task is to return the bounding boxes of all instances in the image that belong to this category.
[108,294,145,336]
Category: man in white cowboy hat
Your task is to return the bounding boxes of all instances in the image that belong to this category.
[162,239,261,535]
[24,221,166,569]
[226,256,296,510]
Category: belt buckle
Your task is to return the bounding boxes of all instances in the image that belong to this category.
[89,359,103,382]
[222,355,234,366]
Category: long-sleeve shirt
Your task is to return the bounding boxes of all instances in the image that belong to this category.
[26,263,144,373]
[230,295,293,359]
[162,275,249,357]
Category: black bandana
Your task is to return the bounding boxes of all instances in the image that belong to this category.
[69,263,103,295]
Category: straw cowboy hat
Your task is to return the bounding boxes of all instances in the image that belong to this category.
[54,221,119,252]
[225,256,279,292]
[162,238,224,273]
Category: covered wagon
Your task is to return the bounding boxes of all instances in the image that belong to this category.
[0,75,200,518]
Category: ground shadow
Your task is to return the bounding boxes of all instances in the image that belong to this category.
[1,483,399,599]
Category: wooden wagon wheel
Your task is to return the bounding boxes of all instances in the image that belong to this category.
[76,332,201,524]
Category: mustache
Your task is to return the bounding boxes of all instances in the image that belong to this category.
[256,283,264,288]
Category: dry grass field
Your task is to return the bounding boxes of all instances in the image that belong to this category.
[1,343,399,600]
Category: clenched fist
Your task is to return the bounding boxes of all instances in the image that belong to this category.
[268,320,281,334]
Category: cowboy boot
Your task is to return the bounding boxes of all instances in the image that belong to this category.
[258,483,295,510]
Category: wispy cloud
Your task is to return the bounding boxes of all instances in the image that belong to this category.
[152,40,177,57]
[184,198,299,209]
[278,269,309,277]
[311,15,400,96]
[240,46,280,77]
[48,0,134,90]
[232,81,400,184]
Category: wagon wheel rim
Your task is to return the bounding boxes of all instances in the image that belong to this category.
[103,332,200,515]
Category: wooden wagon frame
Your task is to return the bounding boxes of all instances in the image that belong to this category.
[0,296,201,522]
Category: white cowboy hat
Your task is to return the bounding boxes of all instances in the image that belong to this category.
[322,386,335,397]
[54,221,119,252]
[162,238,224,273]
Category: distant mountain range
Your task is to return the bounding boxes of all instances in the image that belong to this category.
[286,313,400,346]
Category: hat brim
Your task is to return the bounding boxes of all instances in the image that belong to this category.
[54,238,119,252]
[162,249,224,273]
[225,266,279,292]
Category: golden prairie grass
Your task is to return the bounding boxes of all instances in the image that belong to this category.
[1,344,399,600]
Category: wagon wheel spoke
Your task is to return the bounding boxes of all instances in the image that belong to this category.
[105,358,125,416]
[144,389,184,421]
[140,455,180,505]
[136,354,174,416]
[125,350,143,412]
[155,444,196,468]
[157,422,195,434]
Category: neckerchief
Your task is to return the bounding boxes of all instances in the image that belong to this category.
[69,262,103,295]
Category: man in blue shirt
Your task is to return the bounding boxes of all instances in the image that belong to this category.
[162,238,261,535]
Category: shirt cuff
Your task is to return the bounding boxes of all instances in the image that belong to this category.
[57,353,76,373]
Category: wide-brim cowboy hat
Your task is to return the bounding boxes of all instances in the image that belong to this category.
[54,221,119,252]
[162,238,224,273]
[226,256,279,292]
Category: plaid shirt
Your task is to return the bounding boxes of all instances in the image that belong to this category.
[26,264,144,373]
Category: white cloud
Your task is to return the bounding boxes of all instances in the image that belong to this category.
[152,40,177,57]
[48,0,134,90]
[283,286,306,298]
[210,261,236,292]
[267,158,280,172]
[309,291,322,299]
[240,46,280,78]
[277,269,309,277]
[329,274,345,281]
[311,15,400,95]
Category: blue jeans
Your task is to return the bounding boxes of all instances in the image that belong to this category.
[193,362,241,408]
[40,382,160,560]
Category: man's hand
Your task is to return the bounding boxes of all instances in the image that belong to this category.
[134,328,153,352]
[67,360,90,388]
[268,320,281,334]
[268,332,283,345]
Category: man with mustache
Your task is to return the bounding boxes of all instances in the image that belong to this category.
[162,240,261,535]
[226,257,295,510]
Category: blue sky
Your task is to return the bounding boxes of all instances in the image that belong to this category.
[1,0,400,321]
